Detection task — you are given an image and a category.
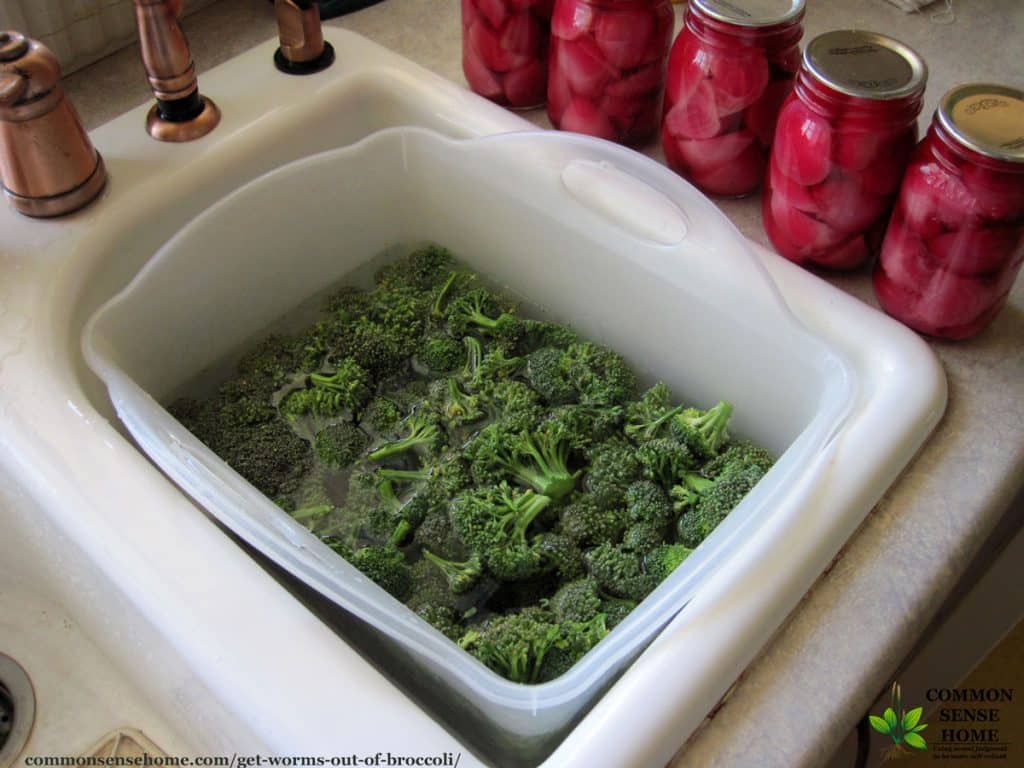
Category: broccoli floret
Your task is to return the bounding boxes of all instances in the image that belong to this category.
[430,270,479,320]
[518,319,580,353]
[405,558,459,613]
[624,480,674,529]
[333,317,407,379]
[584,543,656,602]
[532,531,586,581]
[676,464,765,547]
[387,378,431,414]
[701,440,775,479]
[368,410,446,462]
[326,285,374,322]
[350,545,411,600]
[536,403,621,453]
[459,607,561,684]
[525,346,576,405]
[485,429,579,500]
[584,438,643,508]
[413,508,464,561]
[600,594,637,629]
[375,245,454,292]
[671,400,733,459]
[416,604,463,642]
[461,336,484,381]
[372,284,430,352]
[369,478,430,546]
[215,386,277,427]
[307,358,372,415]
[561,342,636,406]
[624,382,685,442]
[537,613,609,683]
[669,472,714,514]
[450,484,552,581]
[559,495,627,547]
[636,437,697,487]
[313,422,368,469]
[422,549,483,593]
[644,543,694,583]
[481,380,543,432]
[470,348,524,393]
[361,396,403,434]
[446,288,519,337]
[622,522,665,554]
[430,377,484,428]
[417,332,464,374]
[550,577,603,623]
[234,335,305,394]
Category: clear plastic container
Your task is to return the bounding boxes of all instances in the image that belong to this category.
[661,0,804,197]
[461,0,553,109]
[84,128,853,763]
[547,0,674,145]
[874,84,1024,340]
[763,30,927,270]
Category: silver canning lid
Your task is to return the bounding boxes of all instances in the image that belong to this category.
[938,83,1024,164]
[804,30,927,100]
[691,0,805,28]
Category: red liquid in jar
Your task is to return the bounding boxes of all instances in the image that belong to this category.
[873,84,1024,340]
[661,0,804,197]
[462,0,554,109]
[548,0,674,146]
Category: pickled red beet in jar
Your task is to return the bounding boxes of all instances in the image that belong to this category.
[874,83,1024,340]
[462,0,554,109]
[763,31,927,271]
[661,0,804,197]
[548,0,674,146]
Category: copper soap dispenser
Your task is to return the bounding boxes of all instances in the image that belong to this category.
[0,31,106,218]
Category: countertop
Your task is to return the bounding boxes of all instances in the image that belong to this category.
[63,1,1024,766]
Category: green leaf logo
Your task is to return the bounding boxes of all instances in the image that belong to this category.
[869,683,928,754]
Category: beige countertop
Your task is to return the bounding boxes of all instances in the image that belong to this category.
[64,1,1024,766]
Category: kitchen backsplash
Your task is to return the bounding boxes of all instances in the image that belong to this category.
[0,0,219,74]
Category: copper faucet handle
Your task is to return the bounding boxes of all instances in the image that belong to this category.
[131,0,220,141]
[274,0,335,75]
[0,73,27,105]
[0,30,106,217]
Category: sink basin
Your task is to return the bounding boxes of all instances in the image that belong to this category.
[0,28,946,768]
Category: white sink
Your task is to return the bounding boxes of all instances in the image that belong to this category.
[0,28,946,767]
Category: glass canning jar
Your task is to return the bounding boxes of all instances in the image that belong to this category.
[874,84,1024,340]
[661,0,804,197]
[762,30,927,270]
[547,0,674,146]
[461,0,554,109]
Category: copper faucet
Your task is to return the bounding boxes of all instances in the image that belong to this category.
[132,0,220,141]
[274,0,335,75]
[0,31,106,218]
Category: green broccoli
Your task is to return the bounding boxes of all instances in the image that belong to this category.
[549,577,603,623]
[417,332,465,374]
[677,463,765,547]
[584,438,643,508]
[517,319,580,353]
[624,382,684,442]
[669,472,714,514]
[333,316,407,379]
[416,604,463,642]
[624,480,674,529]
[584,543,656,602]
[350,545,411,601]
[701,440,775,479]
[313,422,368,469]
[525,346,576,405]
[405,559,459,614]
[532,531,586,581]
[558,494,627,547]
[537,613,609,683]
[422,549,483,593]
[302,357,372,416]
[430,377,484,428]
[671,400,733,459]
[484,429,579,500]
[480,380,543,432]
[368,410,446,462]
[561,342,637,406]
[361,396,403,434]
[288,503,334,530]
[600,594,637,629]
[470,348,524,393]
[375,244,454,292]
[461,336,484,381]
[446,288,519,337]
[644,543,693,582]
[635,437,697,488]
[622,521,664,554]
[459,607,562,684]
